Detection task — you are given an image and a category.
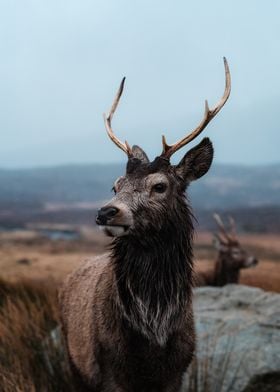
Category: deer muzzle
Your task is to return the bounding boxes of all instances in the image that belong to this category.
[96,206,119,225]
[245,256,259,268]
[96,204,133,237]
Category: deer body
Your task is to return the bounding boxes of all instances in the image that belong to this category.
[59,59,231,391]
[196,215,258,287]
[60,161,198,391]
[197,254,242,286]
[60,211,195,391]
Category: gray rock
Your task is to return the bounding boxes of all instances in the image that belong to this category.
[182,285,280,392]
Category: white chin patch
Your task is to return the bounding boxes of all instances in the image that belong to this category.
[99,225,127,237]
[245,257,258,268]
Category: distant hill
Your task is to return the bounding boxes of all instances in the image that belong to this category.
[0,162,279,208]
[0,164,124,207]
[0,163,279,232]
[196,206,280,234]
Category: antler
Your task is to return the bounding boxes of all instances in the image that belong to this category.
[103,77,133,156]
[161,57,231,159]
[229,216,237,240]
[213,213,232,243]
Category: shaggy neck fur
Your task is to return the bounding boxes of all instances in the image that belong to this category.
[214,256,240,286]
[112,198,194,346]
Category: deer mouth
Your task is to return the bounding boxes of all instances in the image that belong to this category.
[99,224,130,237]
[244,256,259,268]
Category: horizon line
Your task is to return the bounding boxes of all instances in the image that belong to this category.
[0,160,280,171]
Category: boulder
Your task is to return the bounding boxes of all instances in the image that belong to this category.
[182,285,280,391]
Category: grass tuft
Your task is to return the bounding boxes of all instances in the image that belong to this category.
[0,278,74,392]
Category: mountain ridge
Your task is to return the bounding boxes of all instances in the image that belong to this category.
[0,162,279,210]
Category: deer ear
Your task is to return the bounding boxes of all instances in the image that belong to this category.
[132,145,150,163]
[175,138,214,183]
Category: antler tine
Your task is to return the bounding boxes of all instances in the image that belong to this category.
[214,232,228,246]
[161,57,231,159]
[213,213,231,242]
[229,216,237,240]
[103,77,133,156]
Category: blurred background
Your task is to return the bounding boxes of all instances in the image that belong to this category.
[0,0,279,284]
[0,1,279,390]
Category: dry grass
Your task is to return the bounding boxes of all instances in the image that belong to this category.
[0,231,279,293]
[0,274,278,391]
[0,278,74,392]
[240,261,280,292]
[0,230,278,390]
[0,228,109,282]
[0,277,243,392]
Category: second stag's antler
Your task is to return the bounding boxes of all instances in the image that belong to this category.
[213,213,237,244]
[104,58,231,159]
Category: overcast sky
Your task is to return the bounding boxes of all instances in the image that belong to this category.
[0,0,279,168]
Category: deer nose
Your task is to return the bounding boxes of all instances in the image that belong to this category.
[246,256,259,267]
[96,206,119,225]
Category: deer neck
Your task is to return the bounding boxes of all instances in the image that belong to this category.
[111,207,194,346]
[214,255,240,286]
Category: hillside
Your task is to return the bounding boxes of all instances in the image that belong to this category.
[1,163,279,208]
[0,163,279,232]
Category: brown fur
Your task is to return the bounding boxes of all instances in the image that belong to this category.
[196,253,242,286]
[59,138,214,391]
[196,217,258,287]
[60,255,195,392]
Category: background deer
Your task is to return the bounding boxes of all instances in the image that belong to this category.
[196,214,258,287]
[59,59,231,392]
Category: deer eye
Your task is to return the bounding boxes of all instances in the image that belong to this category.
[111,186,117,194]
[152,183,167,193]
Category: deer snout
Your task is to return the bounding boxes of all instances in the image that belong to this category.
[96,206,119,225]
[245,256,259,268]
[250,257,258,267]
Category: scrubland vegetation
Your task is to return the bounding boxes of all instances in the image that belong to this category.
[0,278,74,392]
[0,231,279,391]
[1,277,278,391]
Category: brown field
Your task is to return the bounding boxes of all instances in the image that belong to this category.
[194,232,280,293]
[0,229,279,292]
[0,229,279,391]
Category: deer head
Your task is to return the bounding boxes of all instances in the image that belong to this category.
[96,59,231,238]
[213,213,258,269]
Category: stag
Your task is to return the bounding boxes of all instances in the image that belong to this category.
[196,214,258,286]
[59,59,231,392]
